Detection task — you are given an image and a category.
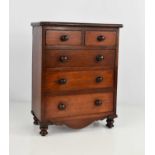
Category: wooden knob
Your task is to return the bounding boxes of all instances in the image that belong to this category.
[59,56,68,62]
[95,100,102,106]
[60,35,69,41]
[96,76,103,83]
[96,55,104,62]
[58,79,67,84]
[97,35,105,41]
[58,103,66,110]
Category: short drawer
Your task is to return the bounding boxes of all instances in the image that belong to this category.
[45,30,82,46]
[43,69,114,92]
[45,50,115,69]
[44,92,113,119]
[85,31,116,47]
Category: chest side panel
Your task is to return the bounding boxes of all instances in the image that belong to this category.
[32,26,42,120]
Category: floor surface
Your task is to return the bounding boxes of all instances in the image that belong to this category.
[10,102,144,155]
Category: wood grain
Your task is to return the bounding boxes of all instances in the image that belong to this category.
[85,31,116,46]
[32,26,42,120]
[44,92,113,119]
[45,50,115,69]
[31,22,122,135]
[46,30,82,46]
[43,69,114,92]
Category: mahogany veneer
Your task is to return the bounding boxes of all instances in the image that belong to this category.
[31,22,123,136]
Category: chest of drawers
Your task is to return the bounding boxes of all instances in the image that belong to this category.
[31,22,123,136]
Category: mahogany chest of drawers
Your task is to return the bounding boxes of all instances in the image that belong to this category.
[31,22,123,136]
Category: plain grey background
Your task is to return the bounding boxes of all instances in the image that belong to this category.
[10,0,145,105]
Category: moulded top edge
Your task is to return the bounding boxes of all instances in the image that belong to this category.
[31,21,123,28]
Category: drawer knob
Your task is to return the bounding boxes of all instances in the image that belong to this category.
[97,35,105,41]
[58,103,66,110]
[95,99,102,106]
[60,35,69,41]
[96,55,104,62]
[59,56,68,62]
[96,76,103,83]
[58,79,67,84]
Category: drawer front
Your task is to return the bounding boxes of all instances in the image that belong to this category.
[85,31,116,46]
[45,50,115,69]
[44,70,113,92]
[46,30,82,46]
[45,92,113,119]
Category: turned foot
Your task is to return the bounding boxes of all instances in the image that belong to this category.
[106,117,114,128]
[40,124,48,136]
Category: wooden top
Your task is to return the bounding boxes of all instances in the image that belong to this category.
[31,21,123,28]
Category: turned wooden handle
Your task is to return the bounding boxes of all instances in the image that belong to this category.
[58,103,66,110]
[59,56,68,62]
[96,55,104,62]
[95,99,102,106]
[96,76,103,83]
[97,35,105,41]
[60,35,69,41]
[58,79,67,84]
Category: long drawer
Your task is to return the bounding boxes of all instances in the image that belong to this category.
[44,92,113,119]
[45,50,115,69]
[43,69,114,92]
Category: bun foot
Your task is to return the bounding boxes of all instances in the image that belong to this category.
[40,124,48,136]
[106,117,114,128]
[40,129,48,136]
